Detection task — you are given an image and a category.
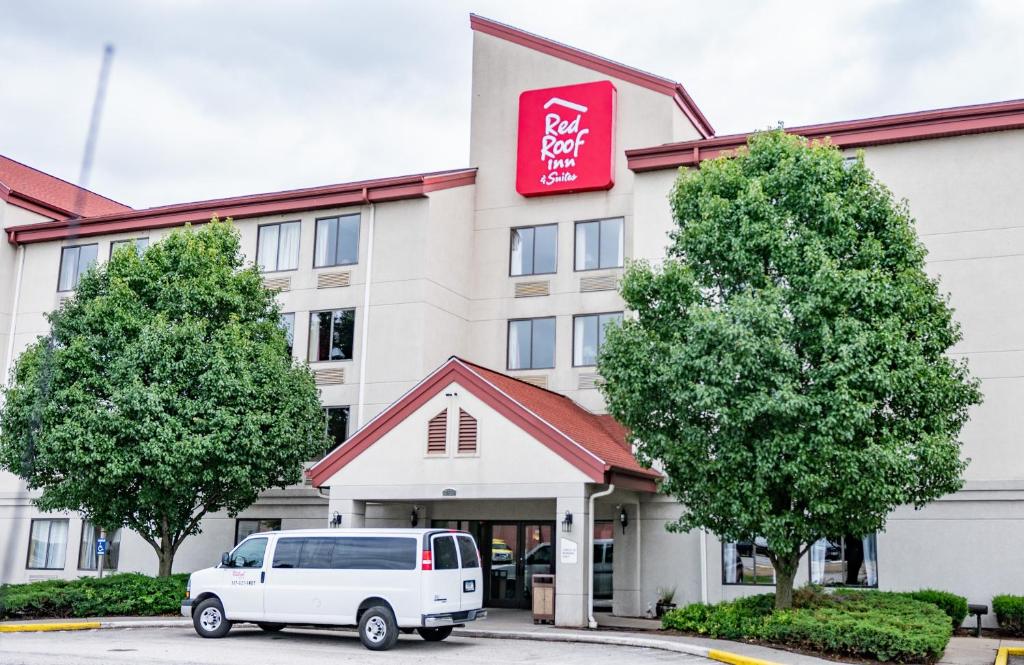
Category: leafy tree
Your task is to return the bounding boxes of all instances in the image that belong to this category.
[599,131,981,608]
[0,221,328,576]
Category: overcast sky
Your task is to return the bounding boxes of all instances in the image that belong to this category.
[2,0,1022,209]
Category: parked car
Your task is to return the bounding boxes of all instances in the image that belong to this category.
[182,528,486,651]
[491,538,514,563]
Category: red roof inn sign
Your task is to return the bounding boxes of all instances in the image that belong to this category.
[516,81,617,196]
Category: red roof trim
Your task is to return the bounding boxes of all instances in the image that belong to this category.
[7,168,476,246]
[469,14,714,139]
[626,98,1024,172]
[0,154,130,219]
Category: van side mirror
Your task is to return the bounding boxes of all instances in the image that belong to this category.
[220,552,232,567]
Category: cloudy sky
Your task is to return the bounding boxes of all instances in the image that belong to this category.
[2,0,1023,209]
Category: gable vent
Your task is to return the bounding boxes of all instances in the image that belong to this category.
[514,280,550,298]
[263,275,291,292]
[317,271,351,289]
[516,375,548,389]
[580,274,619,292]
[314,367,345,385]
[427,409,448,455]
[578,373,603,390]
[458,408,478,454]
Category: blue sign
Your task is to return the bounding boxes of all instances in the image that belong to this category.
[96,538,108,556]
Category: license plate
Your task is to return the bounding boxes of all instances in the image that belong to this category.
[463,580,476,593]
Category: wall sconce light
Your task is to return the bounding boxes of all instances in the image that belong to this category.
[562,510,573,533]
[619,506,629,534]
[330,512,342,528]
[410,506,420,528]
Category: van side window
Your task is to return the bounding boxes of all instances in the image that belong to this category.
[330,537,417,570]
[456,535,480,568]
[298,537,335,568]
[230,537,267,568]
[272,538,302,568]
[433,535,459,570]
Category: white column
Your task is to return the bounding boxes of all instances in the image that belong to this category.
[612,502,642,616]
[555,491,589,627]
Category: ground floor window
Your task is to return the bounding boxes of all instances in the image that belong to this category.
[27,519,69,570]
[810,534,878,587]
[235,518,282,545]
[78,523,121,570]
[723,537,776,585]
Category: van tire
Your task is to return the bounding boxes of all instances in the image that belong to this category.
[257,622,285,632]
[358,606,399,651]
[193,598,232,638]
[417,627,453,642]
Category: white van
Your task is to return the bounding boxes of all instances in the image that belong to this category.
[181,528,486,650]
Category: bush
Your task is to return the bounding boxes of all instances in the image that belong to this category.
[993,595,1024,636]
[662,589,952,663]
[903,589,968,629]
[0,573,188,620]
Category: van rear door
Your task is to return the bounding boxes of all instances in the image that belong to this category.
[427,533,461,616]
[455,534,483,611]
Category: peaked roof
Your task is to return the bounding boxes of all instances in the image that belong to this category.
[0,154,130,220]
[308,356,660,491]
[470,14,714,139]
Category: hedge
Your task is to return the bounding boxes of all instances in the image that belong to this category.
[993,595,1024,636]
[662,588,953,663]
[902,589,968,629]
[0,573,188,620]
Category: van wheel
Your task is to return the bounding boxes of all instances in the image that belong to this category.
[193,598,232,638]
[359,606,399,651]
[257,622,285,632]
[417,627,453,642]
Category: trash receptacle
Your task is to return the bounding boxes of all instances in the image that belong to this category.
[532,574,555,624]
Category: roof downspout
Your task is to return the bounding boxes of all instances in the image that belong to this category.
[588,482,615,629]
[3,244,25,388]
[356,190,375,428]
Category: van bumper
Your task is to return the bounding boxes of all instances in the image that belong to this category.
[180,599,193,618]
[421,608,487,627]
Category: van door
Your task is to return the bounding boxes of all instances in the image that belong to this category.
[219,536,269,621]
[428,534,462,616]
[456,534,483,611]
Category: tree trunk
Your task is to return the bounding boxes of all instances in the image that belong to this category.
[157,518,175,577]
[773,551,801,609]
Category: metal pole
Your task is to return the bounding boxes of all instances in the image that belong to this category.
[97,528,106,579]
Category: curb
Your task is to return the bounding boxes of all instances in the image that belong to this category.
[995,647,1024,665]
[0,619,187,633]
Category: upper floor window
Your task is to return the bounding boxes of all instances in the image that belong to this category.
[27,519,68,570]
[575,218,623,271]
[325,406,350,452]
[810,534,878,587]
[314,214,360,268]
[308,309,355,362]
[508,317,555,370]
[57,244,98,292]
[280,313,295,357]
[573,312,623,366]
[257,221,300,272]
[110,238,148,258]
[79,523,121,570]
[510,224,557,276]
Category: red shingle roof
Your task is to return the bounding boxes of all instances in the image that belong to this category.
[0,154,130,219]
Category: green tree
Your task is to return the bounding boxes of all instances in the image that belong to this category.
[0,221,328,576]
[599,131,981,608]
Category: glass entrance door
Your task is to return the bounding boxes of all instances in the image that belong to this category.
[484,522,554,609]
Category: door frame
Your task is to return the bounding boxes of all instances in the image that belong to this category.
[481,521,556,610]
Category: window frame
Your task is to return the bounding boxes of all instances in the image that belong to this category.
[313,214,361,269]
[26,518,69,570]
[573,217,624,272]
[307,308,356,362]
[506,316,556,371]
[234,518,282,546]
[572,311,623,367]
[57,243,99,292]
[109,237,148,259]
[509,223,558,277]
[256,220,301,273]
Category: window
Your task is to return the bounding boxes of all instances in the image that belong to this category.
[456,535,480,568]
[507,317,555,370]
[57,244,98,291]
[723,538,776,585]
[308,309,355,362]
[575,218,623,271]
[314,214,360,268]
[235,518,281,545]
[228,537,268,568]
[27,519,69,570]
[573,312,623,366]
[272,538,302,568]
[78,523,121,570]
[109,238,148,258]
[298,537,335,569]
[810,534,878,587]
[510,224,557,276]
[330,537,417,570]
[433,535,459,570]
[325,407,350,452]
[280,313,295,357]
[257,221,300,272]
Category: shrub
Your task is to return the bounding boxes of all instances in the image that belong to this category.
[0,573,188,620]
[904,589,968,629]
[993,595,1024,636]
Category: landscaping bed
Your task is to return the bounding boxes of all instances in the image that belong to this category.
[0,573,188,620]
[661,587,961,663]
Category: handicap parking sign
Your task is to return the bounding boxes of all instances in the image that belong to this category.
[96,538,107,556]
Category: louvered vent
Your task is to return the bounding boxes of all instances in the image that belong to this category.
[517,375,548,389]
[458,408,478,454]
[578,373,603,390]
[427,409,448,455]
[317,271,351,289]
[314,367,345,385]
[56,294,73,306]
[514,280,550,298]
[580,274,619,292]
[263,275,291,291]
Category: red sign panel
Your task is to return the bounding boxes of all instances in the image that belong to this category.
[515,81,616,197]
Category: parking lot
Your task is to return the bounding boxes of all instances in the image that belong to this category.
[0,625,704,665]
